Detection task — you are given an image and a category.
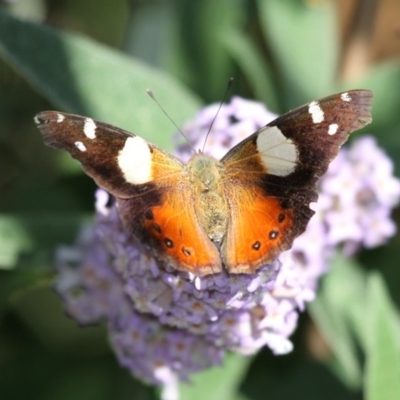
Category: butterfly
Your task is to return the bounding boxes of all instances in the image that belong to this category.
[35,90,373,277]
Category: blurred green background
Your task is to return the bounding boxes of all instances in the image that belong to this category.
[1,1,400,399]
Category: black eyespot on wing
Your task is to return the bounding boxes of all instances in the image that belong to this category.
[164,238,174,248]
[269,230,279,240]
[152,223,161,233]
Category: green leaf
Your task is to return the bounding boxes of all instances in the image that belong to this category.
[0,10,202,149]
[0,215,33,269]
[124,1,180,69]
[354,61,400,160]
[0,267,52,323]
[256,0,338,107]
[177,0,242,102]
[0,213,86,271]
[220,28,279,111]
[360,242,400,308]
[320,255,369,348]
[0,214,85,317]
[179,353,252,400]
[365,272,400,400]
[309,255,364,388]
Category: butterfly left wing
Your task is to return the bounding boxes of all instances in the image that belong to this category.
[220,90,373,273]
[35,111,222,276]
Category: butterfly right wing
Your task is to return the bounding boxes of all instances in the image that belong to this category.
[219,90,373,273]
[35,111,222,276]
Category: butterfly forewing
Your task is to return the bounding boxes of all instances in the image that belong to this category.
[35,111,184,198]
[266,89,373,183]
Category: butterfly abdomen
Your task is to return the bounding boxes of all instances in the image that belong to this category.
[188,154,228,243]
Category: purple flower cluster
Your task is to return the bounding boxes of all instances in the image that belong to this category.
[54,97,400,392]
[320,136,400,251]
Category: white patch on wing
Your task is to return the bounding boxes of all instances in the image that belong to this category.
[309,201,318,211]
[74,141,87,152]
[57,113,65,123]
[34,115,40,125]
[256,126,297,176]
[308,101,324,123]
[328,123,339,135]
[118,136,152,184]
[84,118,97,139]
[341,92,352,102]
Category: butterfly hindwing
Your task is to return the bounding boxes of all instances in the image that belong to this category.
[118,187,222,276]
[221,183,296,273]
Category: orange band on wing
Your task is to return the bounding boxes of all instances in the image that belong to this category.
[222,187,294,274]
[142,192,222,276]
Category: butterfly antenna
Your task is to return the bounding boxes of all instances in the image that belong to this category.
[201,77,234,154]
[146,89,196,154]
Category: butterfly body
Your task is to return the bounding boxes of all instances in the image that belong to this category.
[187,154,228,242]
[35,90,373,276]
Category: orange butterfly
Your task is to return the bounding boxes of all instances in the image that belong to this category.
[35,90,373,276]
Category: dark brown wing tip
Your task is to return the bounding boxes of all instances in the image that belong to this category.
[34,111,60,127]
[347,89,373,100]
[33,111,70,150]
[339,89,374,132]
[344,89,373,129]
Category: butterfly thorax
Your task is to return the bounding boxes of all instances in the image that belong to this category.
[187,154,228,243]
